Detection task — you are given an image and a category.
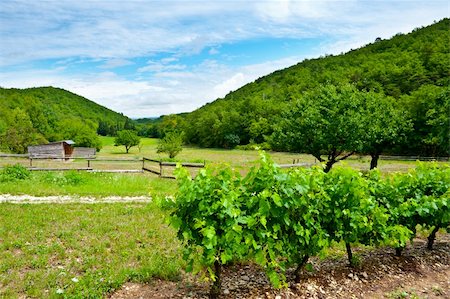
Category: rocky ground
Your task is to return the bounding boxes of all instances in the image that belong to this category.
[111,235,449,299]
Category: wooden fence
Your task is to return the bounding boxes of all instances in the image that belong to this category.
[0,154,205,178]
[142,158,205,179]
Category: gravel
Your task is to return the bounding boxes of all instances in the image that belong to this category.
[0,194,152,204]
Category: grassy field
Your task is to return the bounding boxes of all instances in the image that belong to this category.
[98,136,421,172]
[0,170,176,197]
[0,136,441,197]
[0,202,182,298]
[0,137,448,298]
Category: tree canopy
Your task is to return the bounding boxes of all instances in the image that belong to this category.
[114,130,141,153]
[0,87,131,153]
[174,19,449,160]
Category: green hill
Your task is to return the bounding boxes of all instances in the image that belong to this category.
[0,86,130,153]
[181,18,449,157]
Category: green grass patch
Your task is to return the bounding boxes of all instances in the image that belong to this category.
[0,171,176,198]
[0,202,182,298]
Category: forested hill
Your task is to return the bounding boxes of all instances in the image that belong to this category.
[0,86,130,153]
[178,18,449,158]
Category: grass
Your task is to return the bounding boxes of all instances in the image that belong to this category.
[96,136,426,172]
[0,170,176,198]
[0,137,448,298]
[0,136,445,198]
[0,202,183,298]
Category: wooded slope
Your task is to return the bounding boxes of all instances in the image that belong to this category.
[179,18,449,157]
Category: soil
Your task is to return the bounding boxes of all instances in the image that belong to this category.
[110,235,450,299]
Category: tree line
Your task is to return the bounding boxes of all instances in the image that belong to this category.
[147,19,449,164]
[0,87,130,153]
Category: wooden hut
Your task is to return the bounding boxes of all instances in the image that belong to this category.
[28,140,76,159]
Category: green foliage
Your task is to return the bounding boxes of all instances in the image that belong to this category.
[157,131,183,158]
[369,162,450,250]
[0,108,47,153]
[168,152,448,294]
[320,166,408,264]
[180,19,449,157]
[241,154,328,284]
[271,84,366,172]
[114,130,141,153]
[42,171,86,186]
[0,164,31,182]
[223,134,240,149]
[359,92,412,169]
[0,87,129,153]
[168,165,246,297]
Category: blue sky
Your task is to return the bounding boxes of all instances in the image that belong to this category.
[0,1,448,118]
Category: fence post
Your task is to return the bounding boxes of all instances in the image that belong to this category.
[30,158,33,168]
[142,158,145,171]
[159,161,162,178]
[88,159,91,169]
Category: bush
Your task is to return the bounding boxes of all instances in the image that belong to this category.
[0,164,31,182]
[157,132,183,158]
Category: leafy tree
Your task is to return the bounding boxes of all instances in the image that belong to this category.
[56,118,102,151]
[0,108,47,153]
[123,118,136,130]
[402,85,450,156]
[157,114,186,138]
[0,86,128,144]
[360,93,412,169]
[73,128,102,151]
[157,131,183,158]
[271,84,365,172]
[179,19,449,157]
[114,130,140,153]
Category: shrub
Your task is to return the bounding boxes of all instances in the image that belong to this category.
[0,164,31,181]
[157,132,183,158]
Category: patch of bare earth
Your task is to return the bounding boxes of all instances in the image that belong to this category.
[111,235,449,299]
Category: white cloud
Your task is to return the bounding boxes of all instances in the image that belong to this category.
[100,58,134,69]
[0,0,448,118]
[138,62,186,73]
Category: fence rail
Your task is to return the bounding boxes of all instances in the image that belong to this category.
[142,158,205,179]
[0,155,206,178]
[379,155,449,162]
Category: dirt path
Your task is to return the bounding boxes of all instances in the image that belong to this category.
[0,194,152,203]
[111,236,450,299]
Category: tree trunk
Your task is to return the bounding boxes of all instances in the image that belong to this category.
[324,159,335,173]
[370,153,380,170]
[345,242,353,266]
[294,255,310,282]
[209,260,222,299]
[427,226,439,250]
[395,247,403,257]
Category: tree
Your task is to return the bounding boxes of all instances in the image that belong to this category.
[402,85,450,156]
[157,131,183,158]
[114,130,140,153]
[360,93,412,169]
[0,108,47,153]
[270,84,365,172]
[56,118,102,151]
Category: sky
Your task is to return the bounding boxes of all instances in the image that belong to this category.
[0,1,448,118]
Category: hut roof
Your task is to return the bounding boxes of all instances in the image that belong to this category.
[48,140,76,145]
